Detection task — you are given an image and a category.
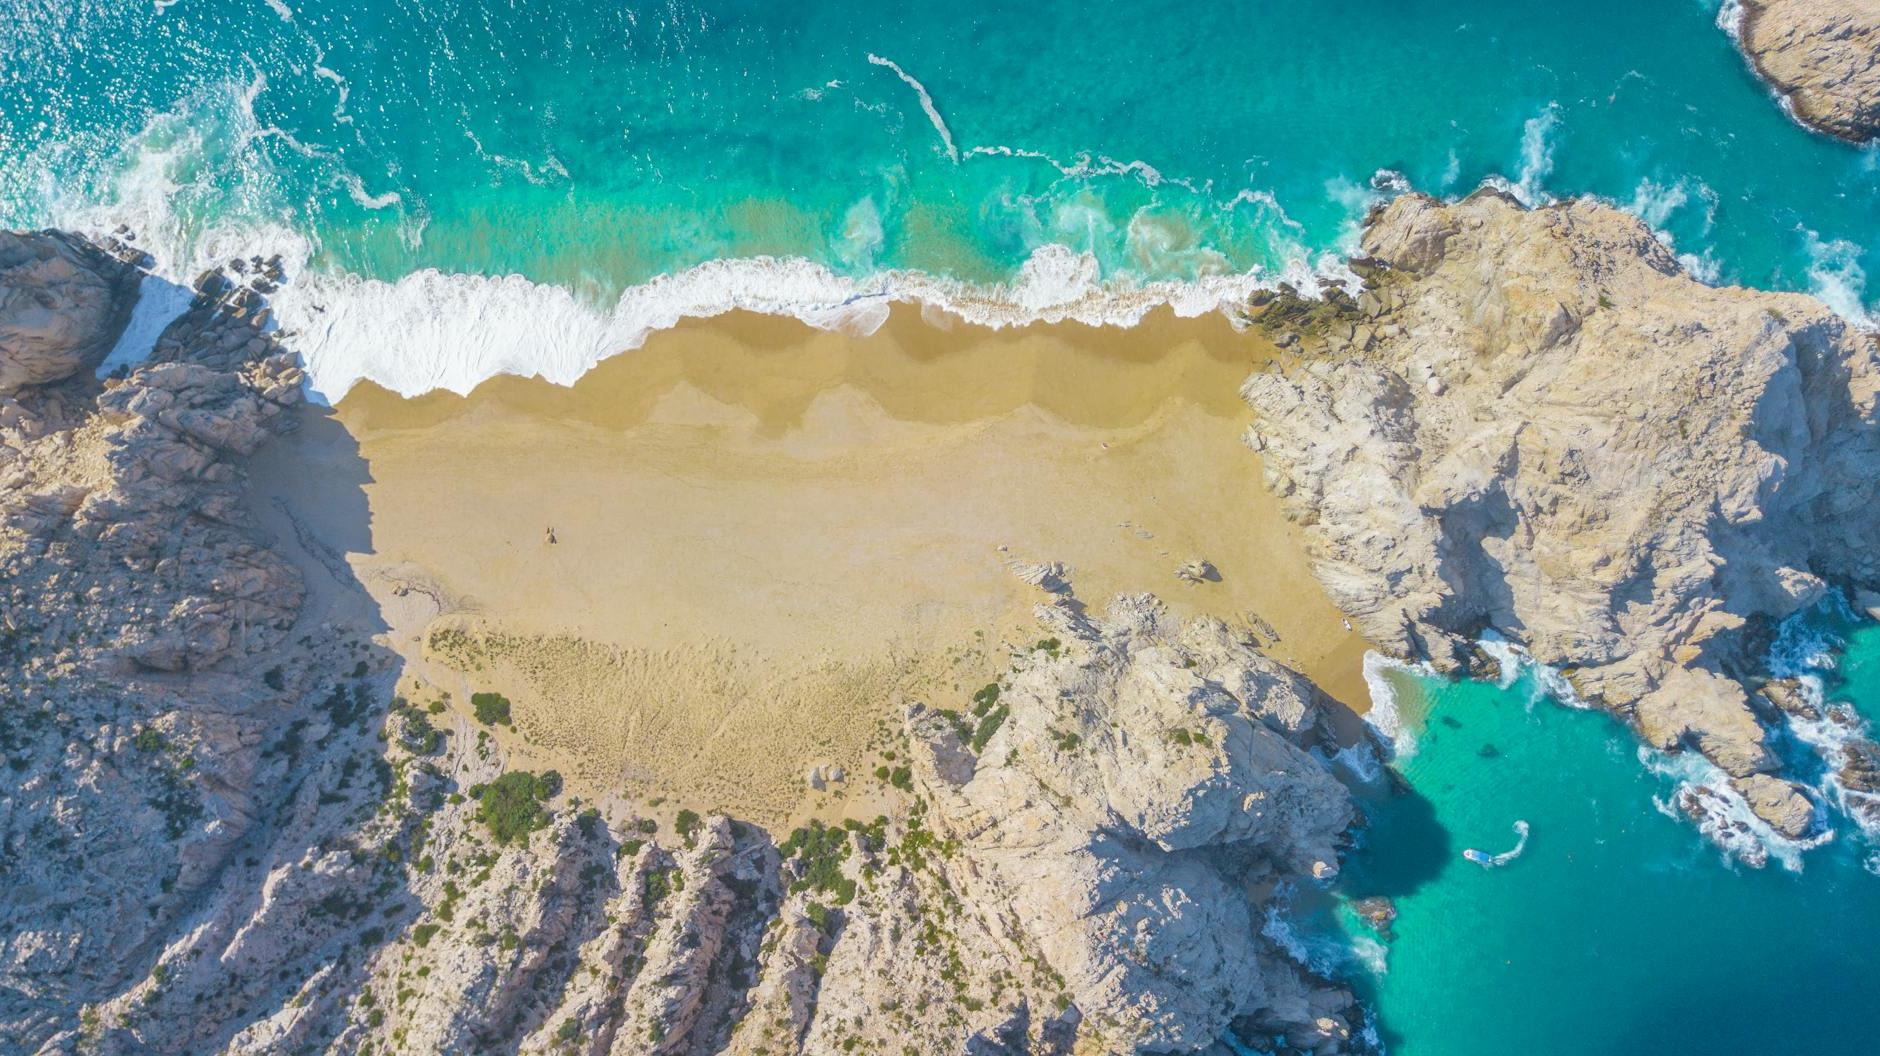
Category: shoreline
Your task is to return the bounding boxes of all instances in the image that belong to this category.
[254,302,1373,825]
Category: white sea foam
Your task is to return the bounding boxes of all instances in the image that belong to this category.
[97,272,197,377]
[1766,597,1880,842]
[1482,104,1561,208]
[1643,745,1829,871]
[1322,741,1387,787]
[868,54,959,163]
[264,242,1352,400]
[12,72,1370,402]
[1802,229,1876,329]
[1360,650,1434,759]
[1476,630,1591,710]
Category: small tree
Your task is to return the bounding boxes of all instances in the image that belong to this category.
[471,692,512,727]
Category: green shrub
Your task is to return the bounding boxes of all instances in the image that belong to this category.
[675,809,702,846]
[780,821,857,905]
[470,692,512,727]
[805,901,831,930]
[968,704,1008,753]
[970,682,1001,714]
[474,771,553,845]
[642,867,677,911]
[412,923,441,947]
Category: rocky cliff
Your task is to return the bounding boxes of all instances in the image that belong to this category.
[0,229,1369,1054]
[1243,189,1880,846]
[1733,0,1880,142]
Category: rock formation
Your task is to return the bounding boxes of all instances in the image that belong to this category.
[904,594,1362,1054]
[1243,190,1880,842]
[0,231,139,394]
[1733,0,1880,142]
[0,230,1370,1054]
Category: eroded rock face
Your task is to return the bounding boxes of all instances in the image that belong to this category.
[0,231,139,395]
[1736,0,1880,142]
[907,594,1360,1053]
[1243,190,1880,816]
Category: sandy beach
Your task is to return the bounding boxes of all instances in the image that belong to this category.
[253,305,1369,827]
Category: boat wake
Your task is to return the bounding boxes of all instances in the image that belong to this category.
[1462,820,1530,868]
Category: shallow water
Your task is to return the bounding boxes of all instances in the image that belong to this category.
[5,1,1879,395]
[1317,611,1880,1055]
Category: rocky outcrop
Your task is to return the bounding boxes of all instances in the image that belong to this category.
[1243,190,1880,841]
[905,594,1363,1054]
[0,231,139,394]
[0,237,328,1053]
[1734,0,1880,142]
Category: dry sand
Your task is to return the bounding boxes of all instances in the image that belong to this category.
[254,305,1370,828]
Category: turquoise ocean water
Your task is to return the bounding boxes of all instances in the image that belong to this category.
[4,0,1879,396]
[1304,609,1880,1055]
[7,1,1880,1050]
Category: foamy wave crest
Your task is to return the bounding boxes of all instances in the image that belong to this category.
[1315,741,1387,787]
[272,242,1334,400]
[13,73,1357,401]
[1802,229,1876,329]
[1482,104,1561,208]
[1476,630,1591,710]
[867,54,958,163]
[1766,596,1880,842]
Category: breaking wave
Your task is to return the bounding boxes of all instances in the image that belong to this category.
[7,74,1370,401]
[1360,651,1435,759]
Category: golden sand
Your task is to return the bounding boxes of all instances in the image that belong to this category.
[255,306,1368,827]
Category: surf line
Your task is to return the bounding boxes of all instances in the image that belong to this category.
[867,53,960,163]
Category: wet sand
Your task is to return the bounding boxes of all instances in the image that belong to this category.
[259,305,1369,826]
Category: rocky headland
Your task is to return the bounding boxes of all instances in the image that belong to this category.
[1244,189,1880,850]
[1731,0,1880,142]
[0,229,1369,1053]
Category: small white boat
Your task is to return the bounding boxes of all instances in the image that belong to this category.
[1463,820,1530,868]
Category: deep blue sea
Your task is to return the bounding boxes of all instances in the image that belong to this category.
[6,2,1879,1052]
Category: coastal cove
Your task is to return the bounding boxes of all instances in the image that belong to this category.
[6,1,1880,1054]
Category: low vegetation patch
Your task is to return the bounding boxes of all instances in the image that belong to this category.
[468,770,556,845]
[780,820,857,905]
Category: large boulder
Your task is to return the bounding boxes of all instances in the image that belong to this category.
[0,230,139,393]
